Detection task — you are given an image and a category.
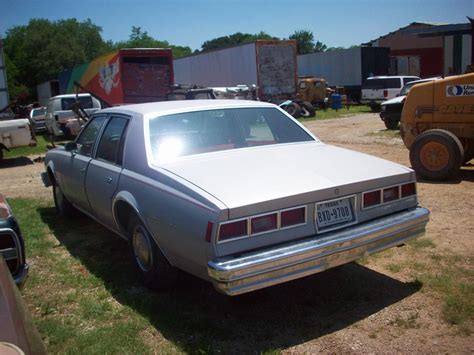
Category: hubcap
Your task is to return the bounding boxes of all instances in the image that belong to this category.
[420,142,449,171]
[133,227,152,272]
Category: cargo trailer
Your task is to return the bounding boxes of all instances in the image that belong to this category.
[173,40,297,100]
[297,47,390,102]
[59,48,174,104]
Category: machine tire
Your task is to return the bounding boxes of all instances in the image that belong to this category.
[300,101,316,118]
[127,215,178,290]
[53,182,74,217]
[410,129,464,181]
[383,118,399,130]
[283,102,302,118]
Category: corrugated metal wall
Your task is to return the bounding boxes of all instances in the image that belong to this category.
[297,48,363,86]
[173,43,258,87]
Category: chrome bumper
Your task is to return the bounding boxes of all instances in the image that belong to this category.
[208,207,430,296]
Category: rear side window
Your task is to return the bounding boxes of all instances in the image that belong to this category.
[61,96,93,110]
[96,116,129,165]
[76,116,107,156]
[363,78,401,89]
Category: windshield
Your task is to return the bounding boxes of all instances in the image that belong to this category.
[148,107,314,163]
[32,109,45,117]
[399,80,432,96]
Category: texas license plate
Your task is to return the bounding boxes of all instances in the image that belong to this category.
[316,197,354,229]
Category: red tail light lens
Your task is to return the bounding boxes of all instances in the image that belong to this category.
[383,89,388,97]
[401,182,416,197]
[219,220,247,241]
[251,213,277,235]
[281,207,305,228]
[363,190,381,209]
[383,186,400,203]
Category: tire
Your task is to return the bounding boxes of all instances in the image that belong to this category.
[53,182,74,216]
[409,129,464,181]
[383,118,399,130]
[127,215,178,290]
[300,101,316,118]
[283,102,301,118]
[370,104,381,112]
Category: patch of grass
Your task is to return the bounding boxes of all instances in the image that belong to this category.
[409,238,436,250]
[4,134,49,158]
[385,263,402,273]
[390,312,420,329]
[365,130,401,139]
[299,104,372,122]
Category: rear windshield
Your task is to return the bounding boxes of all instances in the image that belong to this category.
[61,96,93,110]
[31,109,45,117]
[148,107,314,163]
[363,78,401,89]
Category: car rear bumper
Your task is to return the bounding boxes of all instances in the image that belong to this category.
[208,207,430,296]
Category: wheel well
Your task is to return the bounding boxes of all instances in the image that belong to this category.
[47,167,56,185]
[114,200,137,234]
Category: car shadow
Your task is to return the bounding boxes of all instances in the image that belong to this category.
[0,156,34,168]
[39,206,421,353]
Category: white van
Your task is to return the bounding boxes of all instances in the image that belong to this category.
[45,94,101,138]
[361,76,419,111]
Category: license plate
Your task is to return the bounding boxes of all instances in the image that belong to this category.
[316,197,354,229]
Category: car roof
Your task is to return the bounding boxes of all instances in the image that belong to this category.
[99,99,277,116]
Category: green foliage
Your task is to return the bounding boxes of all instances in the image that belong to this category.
[3,18,111,99]
[289,29,327,55]
[200,31,279,52]
[113,26,192,58]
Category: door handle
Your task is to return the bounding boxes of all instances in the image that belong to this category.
[105,177,113,184]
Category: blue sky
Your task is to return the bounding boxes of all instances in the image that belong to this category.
[1,0,472,50]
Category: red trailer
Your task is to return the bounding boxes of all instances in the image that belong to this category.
[59,48,174,104]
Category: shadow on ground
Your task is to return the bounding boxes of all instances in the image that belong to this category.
[0,156,34,168]
[39,206,421,353]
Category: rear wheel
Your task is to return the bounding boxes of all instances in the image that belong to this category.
[128,215,178,290]
[300,101,316,118]
[410,129,464,180]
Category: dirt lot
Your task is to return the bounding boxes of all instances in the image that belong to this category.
[1,112,473,353]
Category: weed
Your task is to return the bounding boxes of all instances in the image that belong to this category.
[409,238,436,250]
[385,263,402,273]
[390,312,420,329]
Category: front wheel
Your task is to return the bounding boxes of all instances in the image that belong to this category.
[53,182,74,216]
[409,129,464,180]
[128,215,178,290]
[383,118,399,130]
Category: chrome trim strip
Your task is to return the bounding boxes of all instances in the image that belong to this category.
[208,207,430,296]
[0,228,24,274]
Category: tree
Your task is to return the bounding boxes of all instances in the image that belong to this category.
[289,30,327,55]
[3,18,111,98]
[200,31,279,52]
[114,26,192,58]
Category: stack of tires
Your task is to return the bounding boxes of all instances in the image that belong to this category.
[282,100,315,118]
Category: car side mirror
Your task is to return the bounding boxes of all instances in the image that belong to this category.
[64,142,77,152]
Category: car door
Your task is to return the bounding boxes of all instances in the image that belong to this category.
[60,115,107,213]
[85,115,129,229]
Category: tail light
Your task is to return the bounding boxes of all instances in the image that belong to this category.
[383,186,400,203]
[383,89,388,97]
[363,190,381,209]
[362,182,417,210]
[219,219,248,242]
[401,182,416,197]
[281,207,306,228]
[251,213,277,235]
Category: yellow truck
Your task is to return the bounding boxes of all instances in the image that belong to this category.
[400,73,474,180]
